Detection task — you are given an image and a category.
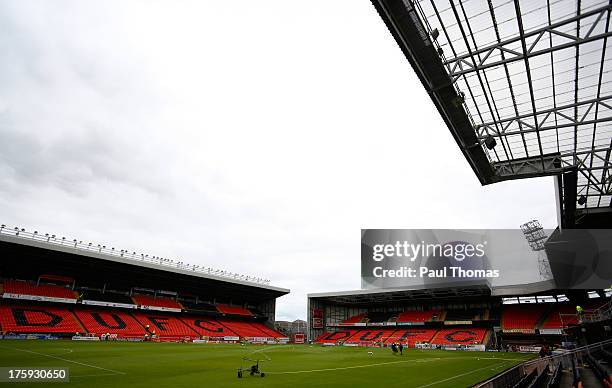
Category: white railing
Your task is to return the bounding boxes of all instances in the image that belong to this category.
[0,224,271,286]
[586,300,612,322]
[474,338,612,388]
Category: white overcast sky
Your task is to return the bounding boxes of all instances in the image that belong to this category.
[0,1,558,321]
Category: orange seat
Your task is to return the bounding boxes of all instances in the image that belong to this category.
[216,305,252,316]
[132,295,182,310]
[384,329,437,346]
[0,304,81,333]
[502,305,547,333]
[431,328,487,345]
[132,312,196,338]
[3,280,76,300]
[180,316,238,337]
[396,310,440,323]
[74,309,144,336]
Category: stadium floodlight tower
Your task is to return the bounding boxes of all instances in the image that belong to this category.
[369,0,612,229]
[520,220,553,280]
[520,220,547,251]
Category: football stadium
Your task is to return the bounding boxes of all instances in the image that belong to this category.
[1,0,612,387]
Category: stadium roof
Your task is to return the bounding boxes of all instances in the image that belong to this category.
[0,228,290,296]
[308,282,491,305]
[371,0,612,226]
[308,278,557,304]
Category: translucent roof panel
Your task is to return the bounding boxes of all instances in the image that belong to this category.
[410,0,612,209]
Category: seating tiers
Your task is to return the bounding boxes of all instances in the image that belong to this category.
[249,322,284,338]
[501,304,547,333]
[132,312,196,338]
[132,295,182,310]
[342,313,366,323]
[80,290,135,305]
[431,328,487,345]
[216,304,252,316]
[0,301,284,339]
[315,328,486,347]
[541,304,578,329]
[180,316,238,337]
[396,311,441,322]
[74,309,145,336]
[345,328,395,343]
[3,280,77,300]
[219,321,269,337]
[0,304,82,333]
[315,330,359,343]
[383,329,437,345]
[445,308,486,321]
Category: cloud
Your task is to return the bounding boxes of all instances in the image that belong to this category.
[0,0,558,320]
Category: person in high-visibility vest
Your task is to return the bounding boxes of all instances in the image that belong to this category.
[576,305,584,323]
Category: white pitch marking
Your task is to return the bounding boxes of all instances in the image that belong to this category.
[245,344,292,361]
[477,357,528,361]
[71,373,123,378]
[6,347,126,375]
[268,358,441,374]
[490,361,512,371]
[414,360,516,388]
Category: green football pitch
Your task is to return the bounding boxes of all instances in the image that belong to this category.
[0,340,534,388]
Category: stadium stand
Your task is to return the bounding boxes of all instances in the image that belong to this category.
[0,298,284,339]
[216,304,252,316]
[0,275,288,341]
[430,328,488,345]
[246,307,266,317]
[396,310,441,323]
[132,312,197,338]
[501,304,547,333]
[132,294,182,310]
[342,313,366,323]
[250,322,284,338]
[219,320,269,337]
[315,330,359,343]
[180,316,238,337]
[0,304,82,333]
[75,309,145,337]
[2,280,77,301]
[180,300,218,314]
[364,312,393,323]
[79,290,135,305]
[315,328,439,347]
[337,309,489,326]
[541,304,579,329]
[315,327,488,347]
[384,329,437,346]
[0,228,289,344]
[345,328,395,343]
[180,317,283,338]
[445,308,486,321]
